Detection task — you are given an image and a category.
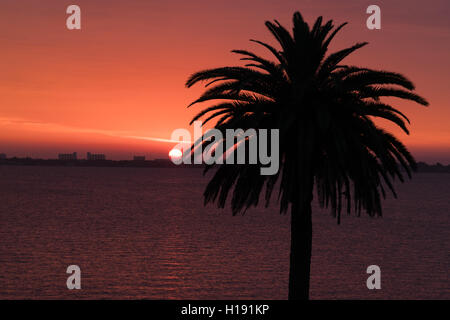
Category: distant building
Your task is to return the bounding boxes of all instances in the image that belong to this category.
[133,156,146,161]
[58,152,77,161]
[0,153,6,160]
[87,152,106,161]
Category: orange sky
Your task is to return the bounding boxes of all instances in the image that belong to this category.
[0,0,449,162]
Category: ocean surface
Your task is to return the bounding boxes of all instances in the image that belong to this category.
[0,166,448,299]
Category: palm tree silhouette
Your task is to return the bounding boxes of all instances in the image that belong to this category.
[185,12,428,300]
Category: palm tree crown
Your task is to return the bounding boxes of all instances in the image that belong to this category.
[186,12,428,223]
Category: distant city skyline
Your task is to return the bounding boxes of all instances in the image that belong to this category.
[0,147,169,161]
[0,151,158,161]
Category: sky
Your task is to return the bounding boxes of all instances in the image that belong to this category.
[0,0,449,162]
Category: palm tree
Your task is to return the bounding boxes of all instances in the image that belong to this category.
[185,11,428,300]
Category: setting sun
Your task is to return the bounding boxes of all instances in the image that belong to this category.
[169,148,183,159]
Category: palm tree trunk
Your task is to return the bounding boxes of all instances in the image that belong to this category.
[288,197,313,300]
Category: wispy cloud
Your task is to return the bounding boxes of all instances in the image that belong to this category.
[0,116,179,144]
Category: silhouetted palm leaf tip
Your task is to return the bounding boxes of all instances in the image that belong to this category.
[185,11,428,222]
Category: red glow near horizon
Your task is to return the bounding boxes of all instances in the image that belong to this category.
[0,0,449,162]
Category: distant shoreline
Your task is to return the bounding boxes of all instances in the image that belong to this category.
[0,158,202,169]
[0,158,449,173]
